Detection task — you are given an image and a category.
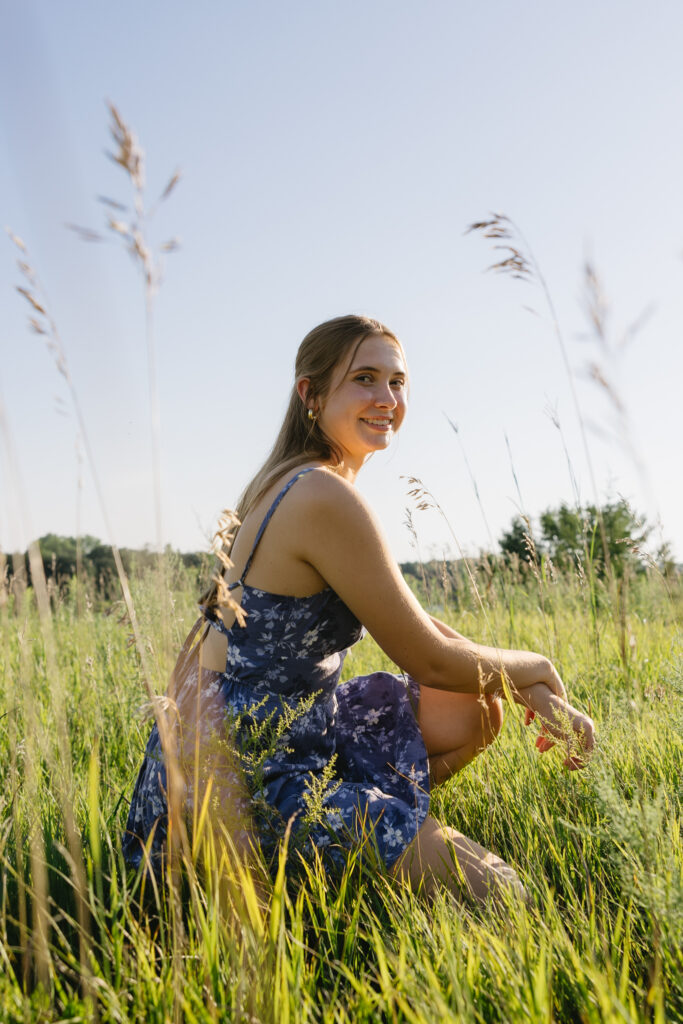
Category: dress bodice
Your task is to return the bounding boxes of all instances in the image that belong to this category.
[222,583,364,698]
[204,469,365,773]
[206,468,365,701]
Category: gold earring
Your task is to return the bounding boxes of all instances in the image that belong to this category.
[307,408,317,421]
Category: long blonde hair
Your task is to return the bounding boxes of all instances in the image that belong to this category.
[201,314,401,612]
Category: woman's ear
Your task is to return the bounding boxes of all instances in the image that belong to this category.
[296,377,312,409]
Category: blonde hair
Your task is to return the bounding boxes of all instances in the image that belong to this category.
[201,314,401,612]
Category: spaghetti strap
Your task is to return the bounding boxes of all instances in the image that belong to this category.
[234,466,318,590]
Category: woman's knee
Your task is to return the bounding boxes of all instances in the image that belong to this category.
[462,694,504,758]
[418,688,504,762]
[479,694,504,748]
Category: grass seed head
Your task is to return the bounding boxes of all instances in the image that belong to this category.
[5,229,26,251]
[466,212,534,281]
[106,101,145,190]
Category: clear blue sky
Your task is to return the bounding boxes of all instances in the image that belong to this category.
[2,0,682,564]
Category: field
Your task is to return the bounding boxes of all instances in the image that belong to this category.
[1,555,681,1023]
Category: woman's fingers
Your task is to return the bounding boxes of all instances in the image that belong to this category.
[563,754,586,770]
[522,686,595,769]
[535,734,555,752]
[529,701,595,768]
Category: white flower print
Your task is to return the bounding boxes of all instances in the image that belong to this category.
[227,648,249,668]
[262,606,282,628]
[299,625,323,652]
[382,823,404,848]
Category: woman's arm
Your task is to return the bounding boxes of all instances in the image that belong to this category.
[429,615,467,642]
[198,623,228,673]
[428,611,595,764]
[294,472,566,701]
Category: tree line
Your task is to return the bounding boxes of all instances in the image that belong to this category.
[3,534,210,600]
[3,498,676,603]
[404,499,676,603]
[497,498,665,578]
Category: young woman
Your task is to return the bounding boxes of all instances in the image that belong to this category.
[124,314,595,902]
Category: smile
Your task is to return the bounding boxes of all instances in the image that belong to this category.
[361,417,393,428]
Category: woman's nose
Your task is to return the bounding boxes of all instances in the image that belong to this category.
[374,382,397,407]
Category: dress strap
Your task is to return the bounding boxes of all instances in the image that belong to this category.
[232,466,318,590]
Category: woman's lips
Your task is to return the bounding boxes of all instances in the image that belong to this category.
[361,417,393,429]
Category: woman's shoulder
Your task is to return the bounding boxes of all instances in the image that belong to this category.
[265,463,362,507]
[286,465,371,519]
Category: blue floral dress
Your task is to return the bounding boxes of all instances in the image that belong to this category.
[123,468,430,873]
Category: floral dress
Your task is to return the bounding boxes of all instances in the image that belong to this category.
[122,468,430,873]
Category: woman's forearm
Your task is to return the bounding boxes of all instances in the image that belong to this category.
[423,616,566,701]
[425,637,566,702]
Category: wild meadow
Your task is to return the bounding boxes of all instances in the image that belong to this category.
[1,107,682,1022]
[0,550,681,1022]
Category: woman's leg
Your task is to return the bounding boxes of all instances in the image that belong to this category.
[417,684,504,786]
[392,815,525,904]
[402,690,522,902]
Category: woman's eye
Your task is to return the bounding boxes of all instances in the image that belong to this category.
[354,374,373,383]
[391,379,405,389]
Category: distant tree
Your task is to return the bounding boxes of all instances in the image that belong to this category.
[35,534,105,582]
[87,543,119,588]
[654,541,679,582]
[36,534,77,579]
[499,518,537,567]
[539,499,649,578]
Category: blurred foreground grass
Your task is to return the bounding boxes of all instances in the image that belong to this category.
[0,557,681,1022]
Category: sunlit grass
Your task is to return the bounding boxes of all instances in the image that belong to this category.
[0,559,680,1022]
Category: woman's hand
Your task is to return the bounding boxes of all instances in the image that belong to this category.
[502,651,568,703]
[520,683,595,770]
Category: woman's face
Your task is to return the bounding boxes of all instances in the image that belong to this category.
[315,333,408,469]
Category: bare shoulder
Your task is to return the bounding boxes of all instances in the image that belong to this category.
[284,468,447,679]
[285,468,384,552]
[288,465,362,501]
[291,467,376,520]
[286,468,400,586]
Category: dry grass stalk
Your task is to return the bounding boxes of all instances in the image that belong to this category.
[402,475,500,648]
[581,260,651,483]
[466,212,602,502]
[67,103,181,562]
[8,230,193,934]
[403,506,432,607]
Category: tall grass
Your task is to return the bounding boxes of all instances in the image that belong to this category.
[0,557,681,1022]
